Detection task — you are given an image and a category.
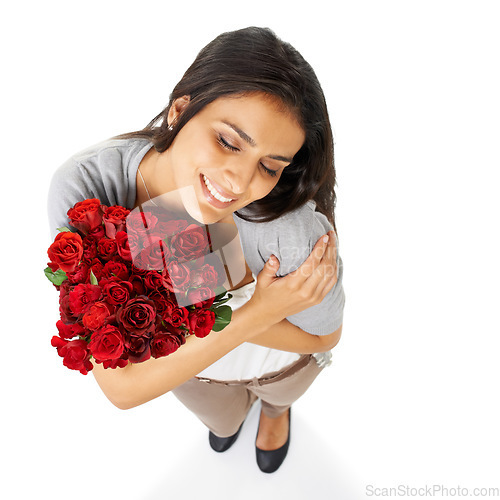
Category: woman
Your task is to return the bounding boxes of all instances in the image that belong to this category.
[47,27,344,473]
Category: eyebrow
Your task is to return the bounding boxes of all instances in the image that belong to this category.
[222,121,293,163]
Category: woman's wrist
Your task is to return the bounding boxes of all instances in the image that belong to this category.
[237,297,281,339]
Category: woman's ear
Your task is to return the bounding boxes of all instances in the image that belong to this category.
[167,95,190,127]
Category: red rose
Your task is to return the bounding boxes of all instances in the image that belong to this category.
[162,323,188,341]
[130,264,148,276]
[47,261,59,272]
[126,211,158,234]
[51,336,93,375]
[150,332,182,358]
[134,237,170,271]
[127,231,143,261]
[58,282,78,323]
[200,263,222,287]
[157,219,189,237]
[162,261,191,293]
[66,262,90,284]
[89,259,105,281]
[97,238,118,261]
[129,274,146,296]
[187,309,215,338]
[82,301,113,330]
[47,232,83,273]
[59,296,78,323]
[67,198,104,234]
[187,287,215,308]
[200,254,226,286]
[103,205,131,238]
[102,261,129,280]
[87,225,105,240]
[88,324,125,362]
[97,358,129,369]
[148,290,172,317]
[124,332,151,363]
[170,224,209,262]
[115,231,132,261]
[158,296,178,322]
[56,319,86,339]
[68,283,102,315]
[82,235,98,262]
[144,271,164,290]
[59,280,73,298]
[102,279,133,306]
[190,262,222,290]
[116,296,157,335]
[164,305,189,328]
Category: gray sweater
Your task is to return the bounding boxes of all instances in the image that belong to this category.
[47,138,344,335]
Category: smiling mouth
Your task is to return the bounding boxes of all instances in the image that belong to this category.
[202,174,236,203]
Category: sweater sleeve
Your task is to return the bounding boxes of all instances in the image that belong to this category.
[46,138,148,241]
[47,159,99,240]
[234,202,345,336]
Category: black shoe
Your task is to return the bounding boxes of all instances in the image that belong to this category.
[209,422,244,453]
[255,408,291,473]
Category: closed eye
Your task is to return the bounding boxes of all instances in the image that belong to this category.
[217,135,239,152]
[261,164,279,177]
[217,134,279,178]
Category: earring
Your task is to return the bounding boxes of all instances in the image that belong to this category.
[168,125,173,131]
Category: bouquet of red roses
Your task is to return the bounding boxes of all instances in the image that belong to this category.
[45,198,232,375]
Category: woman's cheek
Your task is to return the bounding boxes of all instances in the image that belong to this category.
[196,143,222,171]
[257,176,281,200]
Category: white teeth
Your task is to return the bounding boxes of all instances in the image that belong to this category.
[203,175,234,203]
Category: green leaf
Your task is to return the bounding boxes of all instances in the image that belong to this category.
[57,226,72,232]
[212,315,231,332]
[209,304,232,332]
[90,270,98,285]
[212,304,232,321]
[212,293,232,306]
[44,267,68,286]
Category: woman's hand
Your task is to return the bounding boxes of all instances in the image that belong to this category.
[247,230,338,330]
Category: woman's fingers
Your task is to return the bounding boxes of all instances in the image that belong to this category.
[325,230,337,271]
[321,230,338,283]
[314,255,338,299]
[288,232,330,280]
[293,231,337,279]
[295,231,338,303]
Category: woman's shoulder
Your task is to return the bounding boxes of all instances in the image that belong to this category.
[49,138,149,195]
[55,137,151,176]
[69,137,150,163]
[233,201,334,277]
[266,200,331,233]
[47,137,151,239]
[235,201,333,244]
[236,200,331,231]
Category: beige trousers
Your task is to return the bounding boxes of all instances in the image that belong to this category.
[171,354,323,438]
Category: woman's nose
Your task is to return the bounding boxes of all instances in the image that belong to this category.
[221,162,256,196]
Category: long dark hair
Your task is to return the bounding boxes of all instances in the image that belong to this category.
[115,27,337,232]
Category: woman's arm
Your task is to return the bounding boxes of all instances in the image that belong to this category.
[92,231,337,409]
[92,299,265,410]
[248,320,342,354]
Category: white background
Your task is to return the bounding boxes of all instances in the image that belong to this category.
[2,1,499,499]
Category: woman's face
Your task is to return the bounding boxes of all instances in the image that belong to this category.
[154,92,305,224]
